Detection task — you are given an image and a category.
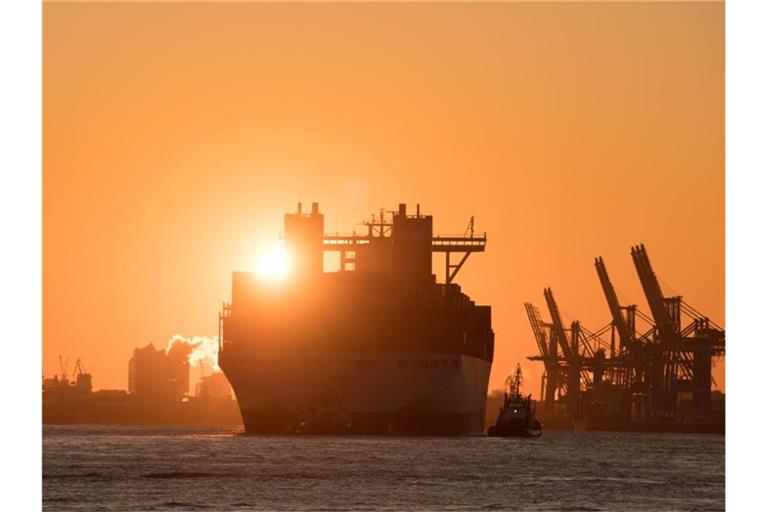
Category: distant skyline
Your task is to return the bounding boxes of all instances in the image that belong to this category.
[43,1,724,394]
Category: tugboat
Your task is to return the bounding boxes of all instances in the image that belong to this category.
[487,364,542,438]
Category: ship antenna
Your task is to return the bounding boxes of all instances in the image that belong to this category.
[464,216,475,238]
[380,208,385,237]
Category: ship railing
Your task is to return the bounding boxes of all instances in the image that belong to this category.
[323,235,372,246]
[321,234,486,253]
[431,235,487,252]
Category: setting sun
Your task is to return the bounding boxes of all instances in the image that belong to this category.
[254,246,291,279]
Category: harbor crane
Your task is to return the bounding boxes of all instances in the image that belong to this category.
[525,244,725,430]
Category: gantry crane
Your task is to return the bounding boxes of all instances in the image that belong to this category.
[524,302,556,413]
[543,288,580,416]
[525,244,725,429]
[631,244,725,416]
[528,288,618,420]
[595,256,662,420]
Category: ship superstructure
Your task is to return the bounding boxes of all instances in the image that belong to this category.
[218,203,494,435]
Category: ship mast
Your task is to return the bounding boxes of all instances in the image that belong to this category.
[506,363,524,398]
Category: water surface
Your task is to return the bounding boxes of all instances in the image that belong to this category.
[43,426,724,511]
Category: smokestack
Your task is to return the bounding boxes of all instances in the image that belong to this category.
[398,203,406,216]
[416,204,420,217]
[297,202,302,215]
[311,202,319,215]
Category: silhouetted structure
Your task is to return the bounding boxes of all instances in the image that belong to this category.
[42,356,92,398]
[487,363,542,437]
[219,203,493,435]
[128,343,190,402]
[526,244,725,432]
[43,354,241,427]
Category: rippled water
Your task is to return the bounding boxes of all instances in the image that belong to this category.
[43,426,724,511]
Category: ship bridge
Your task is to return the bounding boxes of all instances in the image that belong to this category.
[307,203,485,285]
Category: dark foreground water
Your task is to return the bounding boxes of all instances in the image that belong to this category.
[43,426,724,511]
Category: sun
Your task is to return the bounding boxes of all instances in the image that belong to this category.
[254,246,291,279]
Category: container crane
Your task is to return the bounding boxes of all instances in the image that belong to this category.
[543,288,573,360]
[524,302,561,414]
[595,257,636,354]
[631,244,724,416]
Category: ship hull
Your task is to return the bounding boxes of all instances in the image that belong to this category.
[222,352,491,435]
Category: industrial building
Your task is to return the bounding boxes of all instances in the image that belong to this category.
[128,342,190,402]
[44,352,240,426]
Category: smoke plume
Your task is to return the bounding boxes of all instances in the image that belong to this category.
[164,334,220,372]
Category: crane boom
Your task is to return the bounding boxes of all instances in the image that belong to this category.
[631,244,678,343]
[595,256,632,351]
[58,355,68,381]
[631,244,683,414]
[524,302,550,358]
[543,287,572,359]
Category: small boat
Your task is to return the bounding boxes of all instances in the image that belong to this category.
[294,390,353,435]
[487,364,542,438]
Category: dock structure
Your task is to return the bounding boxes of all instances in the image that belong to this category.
[526,244,725,431]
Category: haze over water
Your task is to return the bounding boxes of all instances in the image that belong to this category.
[44,426,724,511]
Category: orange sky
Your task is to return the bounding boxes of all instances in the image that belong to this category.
[43,2,724,394]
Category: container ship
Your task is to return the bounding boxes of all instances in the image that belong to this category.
[218,203,494,435]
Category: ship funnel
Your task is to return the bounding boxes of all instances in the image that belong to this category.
[284,202,324,276]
